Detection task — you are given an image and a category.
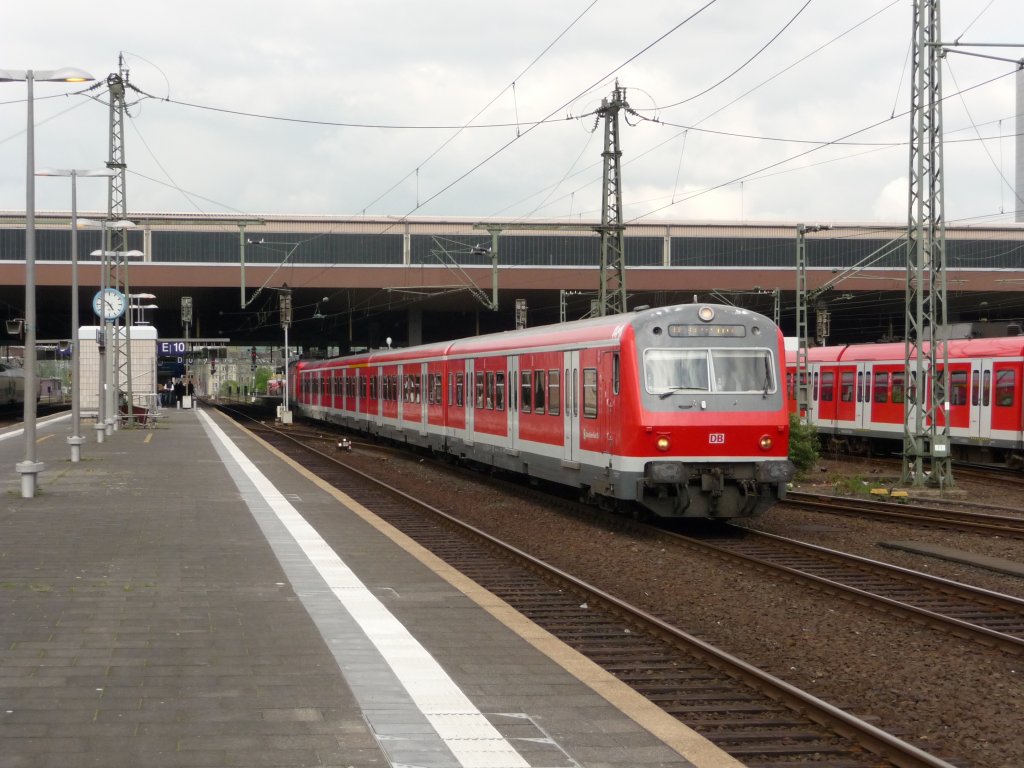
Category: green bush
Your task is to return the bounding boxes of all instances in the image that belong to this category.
[788,413,820,476]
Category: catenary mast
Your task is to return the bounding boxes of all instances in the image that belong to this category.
[903,0,952,488]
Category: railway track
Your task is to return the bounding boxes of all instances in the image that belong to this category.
[952,462,1024,490]
[785,490,1024,538]
[220,404,963,768]
[682,527,1024,656]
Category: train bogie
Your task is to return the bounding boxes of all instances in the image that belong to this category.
[292,304,795,519]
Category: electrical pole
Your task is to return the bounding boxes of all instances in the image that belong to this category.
[596,82,628,316]
[279,285,293,423]
[904,0,952,488]
[107,56,134,425]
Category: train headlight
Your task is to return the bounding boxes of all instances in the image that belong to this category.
[698,305,715,322]
[759,435,774,451]
[655,436,671,452]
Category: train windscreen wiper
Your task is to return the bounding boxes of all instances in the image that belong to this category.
[659,386,706,399]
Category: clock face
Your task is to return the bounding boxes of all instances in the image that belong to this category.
[92,288,126,320]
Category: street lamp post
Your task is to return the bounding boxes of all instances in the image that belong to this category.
[0,67,96,497]
[129,294,157,325]
[279,285,292,424]
[37,168,115,462]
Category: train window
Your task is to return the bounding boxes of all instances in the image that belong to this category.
[485,371,495,409]
[972,370,979,406]
[949,370,968,406]
[509,370,516,411]
[573,368,579,417]
[548,369,560,416]
[874,372,888,403]
[892,372,905,404]
[582,368,598,419]
[643,349,709,394]
[534,370,546,414]
[475,371,485,408]
[448,373,453,406]
[565,368,571,414]
[613,354,620,395]
[820,372,834,402]
[433,373,443,405]
[370,376,378,400]
[495,371,505,411]
[521,371,532,414]
[456,372,465,407]
[841,372,854,402]
[983,370,991,407]
[710,349,775,393]
[995,369,1015,407]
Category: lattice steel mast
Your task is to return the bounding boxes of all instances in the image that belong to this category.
[903,0,952,488]
[596,82,628,316]
[107,56,136,424]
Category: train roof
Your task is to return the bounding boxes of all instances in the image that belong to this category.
[295,303,775,370]
[785,336,1024,363]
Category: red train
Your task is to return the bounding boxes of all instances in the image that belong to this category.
[786,337,1024,467]
[289,303,795,519]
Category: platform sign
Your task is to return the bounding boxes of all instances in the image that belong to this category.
[159,341,188,355]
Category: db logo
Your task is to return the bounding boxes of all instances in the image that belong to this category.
[708,433,726,444]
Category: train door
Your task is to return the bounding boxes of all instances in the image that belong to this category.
[816,365,855,427]
[855,364,872,429]
[836,365,856,426]
[939,362,972,433]
[508,356,519,454]
[977,359,1023,442]
[577,347,614,456]
[600,350,619,455]
[563,350,580,464]
[465,358,475,440]
[418,362,428,436]
[396,365,405,423]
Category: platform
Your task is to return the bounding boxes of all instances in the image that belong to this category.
[0,405,741,768]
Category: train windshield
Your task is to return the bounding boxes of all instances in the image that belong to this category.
[644,348,776,395]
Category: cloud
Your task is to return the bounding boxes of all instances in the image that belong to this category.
[1,0,1020,225]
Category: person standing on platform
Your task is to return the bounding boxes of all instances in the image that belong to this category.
[186,379,195,408]
[174,379,186,408]
[164,379,175,408]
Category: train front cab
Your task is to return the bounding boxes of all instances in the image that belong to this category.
[628,307,795,519]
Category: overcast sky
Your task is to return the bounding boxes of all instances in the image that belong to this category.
[2,0,1022,227]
